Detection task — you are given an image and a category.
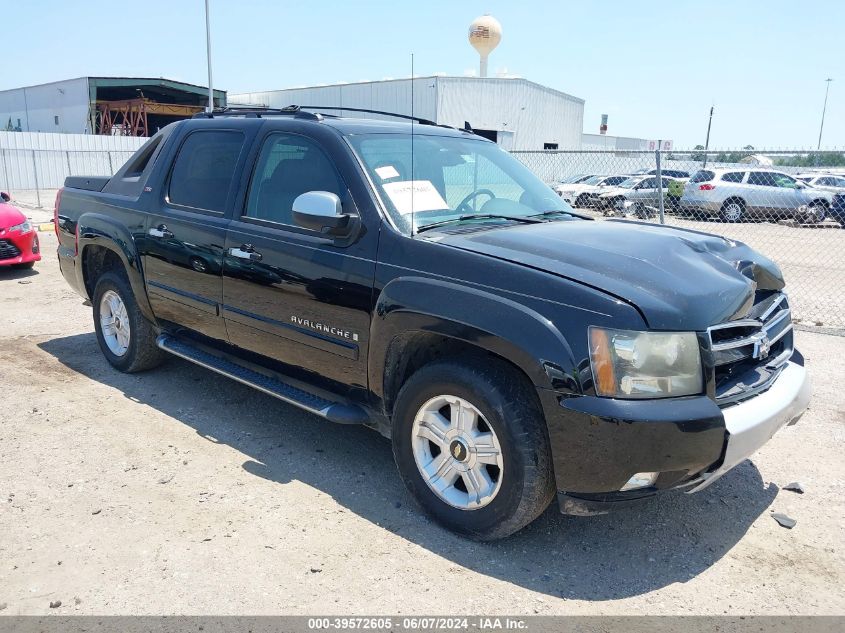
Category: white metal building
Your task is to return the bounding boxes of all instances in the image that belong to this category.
[232,76,584,151]
[581,133,673,152]
[0,77,226,136]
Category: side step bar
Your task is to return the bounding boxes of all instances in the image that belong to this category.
[156,334,368,425]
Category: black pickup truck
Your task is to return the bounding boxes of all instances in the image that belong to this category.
[55,108,811,539]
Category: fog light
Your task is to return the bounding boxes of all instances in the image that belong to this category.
[620,472,659,491]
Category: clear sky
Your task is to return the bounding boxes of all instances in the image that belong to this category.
[3,0,843,148]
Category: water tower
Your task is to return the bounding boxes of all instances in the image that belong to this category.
[468,15,502,78]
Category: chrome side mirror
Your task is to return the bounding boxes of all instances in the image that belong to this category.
[292,191,355,237]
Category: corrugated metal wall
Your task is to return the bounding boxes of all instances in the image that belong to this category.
[231,78,438,123]
[0,131,146,189]
[437,78,583,150]
[232,77,584,150]
[0,78,92,134]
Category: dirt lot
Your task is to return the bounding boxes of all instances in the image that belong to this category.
[0,225,844,616]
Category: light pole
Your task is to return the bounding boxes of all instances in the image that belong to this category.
[817,78,833,150]
[702,105,714,168]
[204,0,214,113]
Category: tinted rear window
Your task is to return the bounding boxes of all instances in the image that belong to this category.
[168,130,245,212]
[690,170,715,183]
[721,172,745,183]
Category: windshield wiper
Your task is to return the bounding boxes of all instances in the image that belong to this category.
[416,213,542,233]
[528,210,591,220]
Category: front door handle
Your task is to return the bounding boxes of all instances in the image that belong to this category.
[148,224,174,239]
[229,244,263,262]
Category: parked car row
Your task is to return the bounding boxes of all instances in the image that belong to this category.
[551,168,845,225]
[552,172,689,219]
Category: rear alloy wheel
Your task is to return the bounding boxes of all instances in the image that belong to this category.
[99,290,131,357]
[720,200,745,222]
[392,359,555,540]
[93,271,167,373]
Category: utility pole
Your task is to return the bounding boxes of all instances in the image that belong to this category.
[205,0,214,113]
[817,78,833,150]
[702,105,714,168]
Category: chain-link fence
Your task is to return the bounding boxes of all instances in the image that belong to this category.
[2,144,844,329]
[514,149,845,329]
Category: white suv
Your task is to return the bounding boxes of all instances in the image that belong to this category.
[680,168,833,223]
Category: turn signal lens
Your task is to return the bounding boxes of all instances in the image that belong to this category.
[589,327,617,396]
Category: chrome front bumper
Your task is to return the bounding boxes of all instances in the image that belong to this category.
[686,360,811,493]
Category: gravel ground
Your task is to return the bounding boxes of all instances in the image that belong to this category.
[0,219,843,617]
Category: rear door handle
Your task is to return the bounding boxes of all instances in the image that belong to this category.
[229,244,263,262]
[148,224,174,238]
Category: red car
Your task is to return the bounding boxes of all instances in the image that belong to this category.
[0,192,41,269]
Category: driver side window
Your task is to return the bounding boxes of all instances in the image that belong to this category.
[244,133,345,225]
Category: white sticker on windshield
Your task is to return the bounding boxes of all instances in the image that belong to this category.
[375,165,400,180]
[382,180,449,215]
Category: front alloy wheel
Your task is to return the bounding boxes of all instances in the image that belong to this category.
[392,359,555,540]
[411,395,504,510]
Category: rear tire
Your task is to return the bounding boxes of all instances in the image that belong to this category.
[392,358,555,540]
[720,199,745,222]
[92,271,166,373]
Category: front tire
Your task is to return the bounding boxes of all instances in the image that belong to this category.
[92,271,166,373]
[801,202,827,224]
[392,359,555,540]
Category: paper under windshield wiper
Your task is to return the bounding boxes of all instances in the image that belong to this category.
[416,213,542,233]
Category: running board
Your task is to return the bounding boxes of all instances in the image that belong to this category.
[156,334,368,425]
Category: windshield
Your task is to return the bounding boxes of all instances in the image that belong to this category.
[348,133,571,234]
[617,177,640,189]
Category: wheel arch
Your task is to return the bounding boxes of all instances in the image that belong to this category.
[369,276,580,416]
[78,213,155,322]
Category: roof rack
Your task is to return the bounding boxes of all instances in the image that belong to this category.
[192,105,478,136]
[193,105,323,121]
[298,106,438,126]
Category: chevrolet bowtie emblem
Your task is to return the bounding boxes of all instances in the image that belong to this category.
[753,334,772,360]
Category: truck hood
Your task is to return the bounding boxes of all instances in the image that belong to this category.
[438,219,784,330]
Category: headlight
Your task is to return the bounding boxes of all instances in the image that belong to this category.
[9,220,32,234]
[589,327,703,399]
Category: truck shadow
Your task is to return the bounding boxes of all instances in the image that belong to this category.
[39,333,778,602]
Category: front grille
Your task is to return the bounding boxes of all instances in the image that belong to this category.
[707,292,794,405]
[0,239,22,260]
